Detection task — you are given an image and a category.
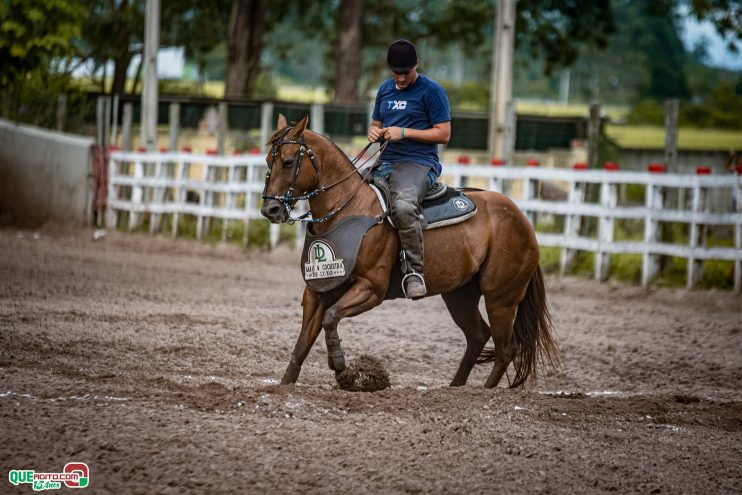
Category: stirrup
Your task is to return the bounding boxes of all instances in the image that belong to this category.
[402,272,427,299]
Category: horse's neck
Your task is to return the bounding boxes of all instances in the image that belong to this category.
[306,141,377,231]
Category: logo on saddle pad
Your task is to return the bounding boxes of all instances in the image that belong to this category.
[453,198,470,210]
[304,241,346,280]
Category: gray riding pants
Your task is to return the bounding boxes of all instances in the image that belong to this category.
[379,162,431,275]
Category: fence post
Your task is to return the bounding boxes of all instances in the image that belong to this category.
[260,102,274,154]
[310,103,324,134]
[128,149,145,231]
[523,159,539,226]
[642,164,665,285]
[595,172,617,281]
[560,163,587,274]
[217,102,228,155]
[686,167,710,288]
[122,103,133,152]
[96,96,111,148]
[106,150,117,228]
[110,95,119,147]
[196,154,211,240]
[270,223,280,249]
[149,148,165,234]
[587,104,600,169]
[172,146,191,238]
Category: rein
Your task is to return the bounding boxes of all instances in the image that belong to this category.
[262,127,388,224]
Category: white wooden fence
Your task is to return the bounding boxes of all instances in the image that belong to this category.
[107,149,742,292]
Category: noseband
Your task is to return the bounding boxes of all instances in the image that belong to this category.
[262,126,384,224]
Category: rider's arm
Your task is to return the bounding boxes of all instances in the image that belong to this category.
[383,121,450,145]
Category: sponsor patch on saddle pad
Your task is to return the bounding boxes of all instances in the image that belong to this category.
[304,241,346,280]
[300,215,380,292]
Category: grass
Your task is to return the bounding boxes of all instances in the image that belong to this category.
[606,124,742,151]
[516,100,629,121]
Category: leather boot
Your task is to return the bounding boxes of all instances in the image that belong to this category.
[403,272,427,299]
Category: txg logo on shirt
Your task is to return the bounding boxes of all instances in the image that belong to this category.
[387,100,407,110]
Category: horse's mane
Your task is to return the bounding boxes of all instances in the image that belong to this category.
[268,126,361,176]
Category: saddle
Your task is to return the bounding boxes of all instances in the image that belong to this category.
[370,180,477,229]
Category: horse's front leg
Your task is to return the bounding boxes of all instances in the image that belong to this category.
[322,278,385,375]
[281,287,326,385]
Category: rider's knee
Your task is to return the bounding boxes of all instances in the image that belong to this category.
[391,199,418,227]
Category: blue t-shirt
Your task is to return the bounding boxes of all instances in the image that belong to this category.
[372,74,451,177]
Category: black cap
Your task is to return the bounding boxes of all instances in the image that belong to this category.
[387,39,418,72]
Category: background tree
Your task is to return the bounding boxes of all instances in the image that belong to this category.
[225,0,267,98]
[334,0,365,103]
[0,0,87,124]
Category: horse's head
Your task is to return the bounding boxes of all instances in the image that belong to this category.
[261,114,320,223]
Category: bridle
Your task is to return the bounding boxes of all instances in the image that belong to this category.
[262,126,387,224]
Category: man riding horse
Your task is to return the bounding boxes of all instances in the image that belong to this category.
[368,39,452,299]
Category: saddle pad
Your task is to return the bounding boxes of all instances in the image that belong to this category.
[370,183,477,230]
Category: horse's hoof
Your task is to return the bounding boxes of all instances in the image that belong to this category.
[328,356,346,372]
[281,364,300,384]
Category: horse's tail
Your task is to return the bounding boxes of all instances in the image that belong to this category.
[476,265,560,387]
[509,265,560,387]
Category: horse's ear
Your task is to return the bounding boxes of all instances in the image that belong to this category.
[276,113,288,130]
[293,115,309,135]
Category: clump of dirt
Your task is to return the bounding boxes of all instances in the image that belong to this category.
[335,354,390,392]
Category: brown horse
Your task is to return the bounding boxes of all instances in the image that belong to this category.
[261,114,559,388]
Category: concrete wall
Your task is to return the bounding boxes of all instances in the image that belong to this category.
[0,118,93,226]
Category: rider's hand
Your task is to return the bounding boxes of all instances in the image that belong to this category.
[368,126,384,143]
[383,126,405,142]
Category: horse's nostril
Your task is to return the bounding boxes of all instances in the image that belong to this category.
[267,204,281,217]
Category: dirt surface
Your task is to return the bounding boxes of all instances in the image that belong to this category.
[1,227,740,494]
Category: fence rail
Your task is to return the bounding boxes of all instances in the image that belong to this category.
[107,150,742,292]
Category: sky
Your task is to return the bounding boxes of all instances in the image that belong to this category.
[682,16,742,71]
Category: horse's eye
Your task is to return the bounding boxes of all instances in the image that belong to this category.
[283,158,294,168]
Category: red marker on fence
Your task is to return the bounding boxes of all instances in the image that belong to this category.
[457,156,471,165]
[181,146,192,153]
[736,165,742,175]
[647,163,665,173]
[604,162,620,171]
[572,162,588,170]
[206,149,218,156]
[490,158,505,166]
[159,147,169,153]
[249,147,261,155]
[696,166,711,175]
[527,159,539,167]
[136,146,146,153]
[109,146,120,152]
[232,150,243,156]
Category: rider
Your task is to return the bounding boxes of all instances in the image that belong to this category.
[368,39,451,299]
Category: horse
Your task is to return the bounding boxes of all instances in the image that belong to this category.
[261,114,559,388]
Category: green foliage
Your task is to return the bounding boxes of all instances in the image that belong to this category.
[538,246,561,273]
[441,81,489,110]
[0,0,85,90]
[626,83,742,129]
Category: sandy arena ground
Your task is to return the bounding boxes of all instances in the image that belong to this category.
[1,227,740,494]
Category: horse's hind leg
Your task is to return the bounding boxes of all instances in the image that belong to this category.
[441,280,490,386]
[482,301,518,388]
